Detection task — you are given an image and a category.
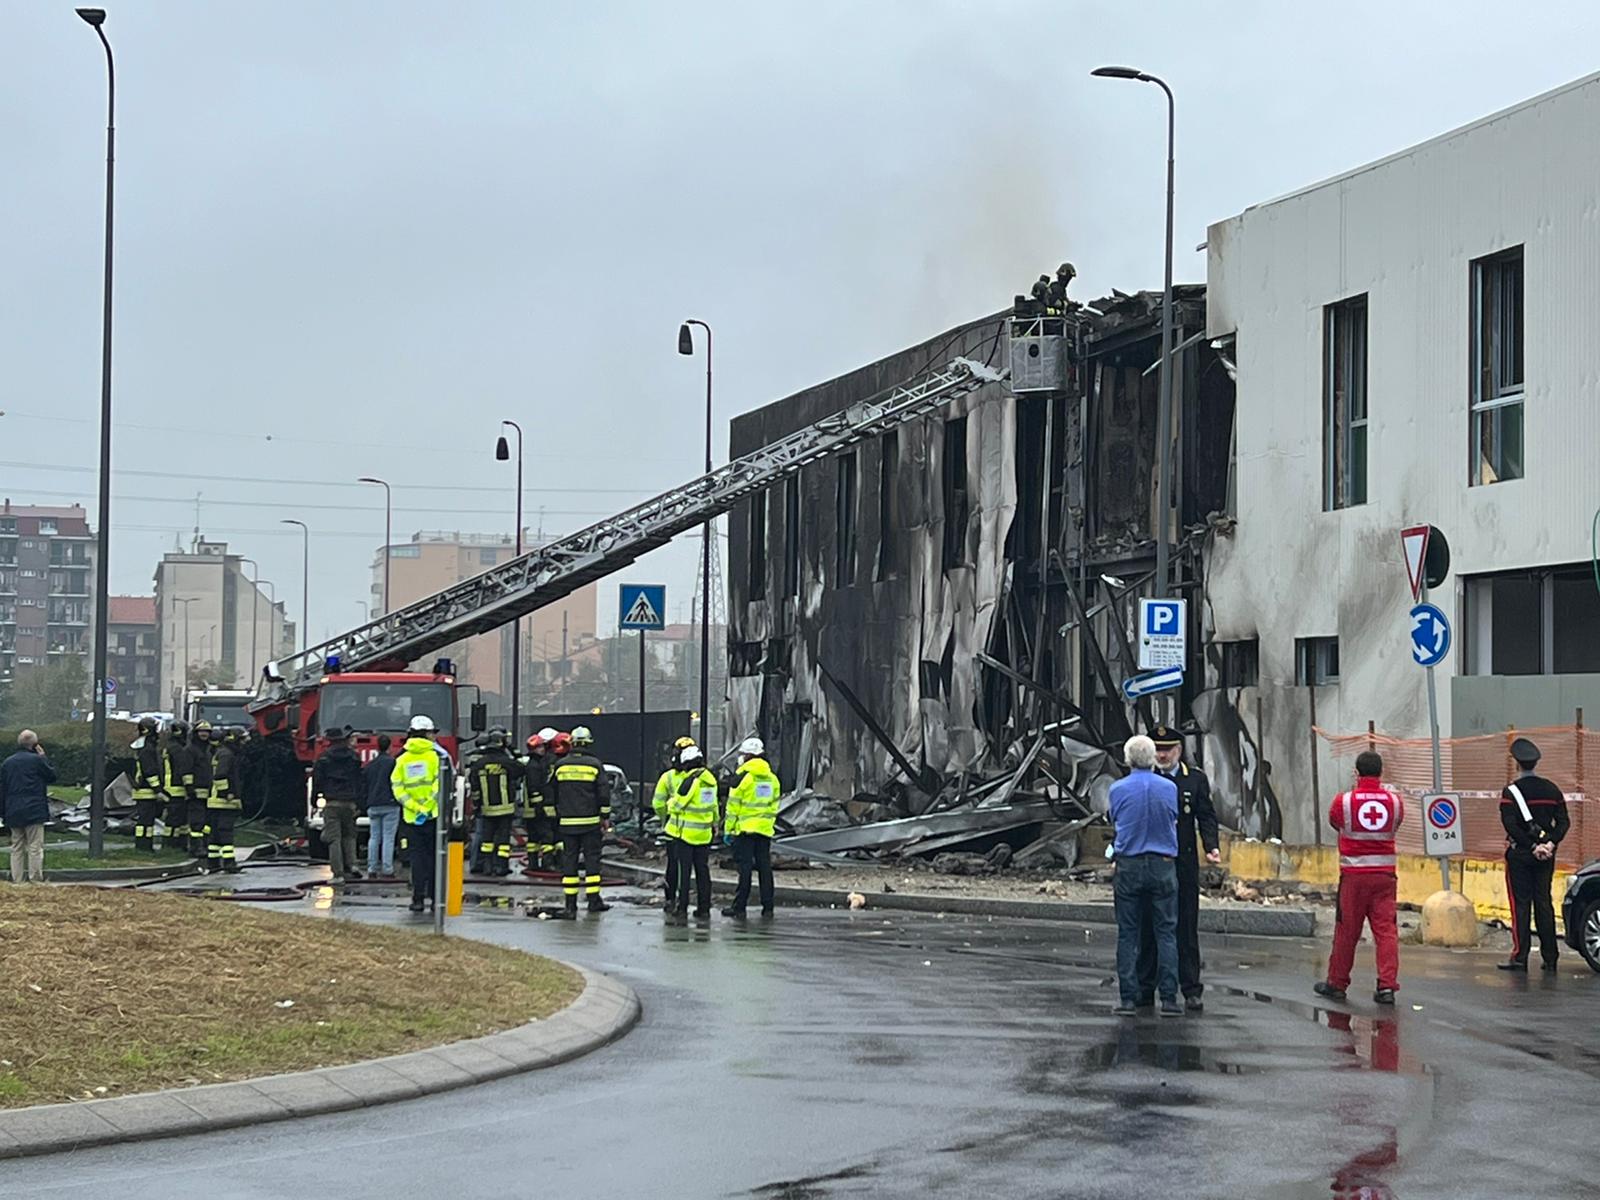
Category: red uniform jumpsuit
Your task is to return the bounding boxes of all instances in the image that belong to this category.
[1325,778,1404,993]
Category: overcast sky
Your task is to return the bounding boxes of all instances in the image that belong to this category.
[3,1,1597,648]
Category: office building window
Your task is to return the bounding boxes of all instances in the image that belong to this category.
[1465,564,1600,675]
[876,432,899,581]
[942,417,969,570]
[748,489,768,601]
[835,451,857,585]
[783,474,802,598]
[1323,295,1368,509]
[1470,247,1524,485]
[1295,637,1340,685]
[1217,638,1260,688]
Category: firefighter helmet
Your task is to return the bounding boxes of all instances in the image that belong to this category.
[550,731,573,755]
[738,736,765,758]
[194,720,213,739]
[525,733,546,752]
[168,719,189,738]
[571,726,594,748]
[483,727,508,750]
[137,715,159,734]
[409,714,437,733]
[672,735,696,751]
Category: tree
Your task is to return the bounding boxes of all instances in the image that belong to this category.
[4,656,88,726]
[187,660,239,689]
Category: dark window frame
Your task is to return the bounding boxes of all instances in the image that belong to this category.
[1323,295,1368,510]
[876,432,899,581]
[747,489,768,601]
[835,452,858,585]
[1294,636,1340,686]
[783,474,802,599]
[1470,246,1525,486]
[942,417,970,571]
[1217,638,1260,688]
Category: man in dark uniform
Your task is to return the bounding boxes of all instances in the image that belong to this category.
[130,716,163,852]
[188,721,216,861]
[1137,725,1221,1010]
[1497,737,1570,972]
[551,725,610,918]
[470,728,520,877]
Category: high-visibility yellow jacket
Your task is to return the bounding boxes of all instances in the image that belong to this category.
[471,749,520,817]
[726,757,780,838]
[665,767,719,845]
[392,736,441,825]
[652,769,676,826]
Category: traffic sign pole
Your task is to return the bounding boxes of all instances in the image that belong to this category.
[1422,583,1449,892]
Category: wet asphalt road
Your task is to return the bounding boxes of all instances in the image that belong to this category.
[6,866,1600,1200]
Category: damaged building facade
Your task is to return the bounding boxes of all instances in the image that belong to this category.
[726,286,1241,837]
[1203,70,1600,843]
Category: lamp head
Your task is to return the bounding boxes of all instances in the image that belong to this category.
[1091,65,1144,80]
[677,323,694,356]
[75,8,107,27]
[495,435,510,461]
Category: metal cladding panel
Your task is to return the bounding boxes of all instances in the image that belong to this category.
[1205,71,1600,841]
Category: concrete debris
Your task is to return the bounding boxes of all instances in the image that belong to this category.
[847,892,867,910]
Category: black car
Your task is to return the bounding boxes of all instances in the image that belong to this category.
[1561,858,1600,972]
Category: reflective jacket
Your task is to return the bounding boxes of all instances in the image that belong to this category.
[666,767,719,846]
[392,736,442,826]
[1329,778,1403,874]
[209,744,242,810]
[190,738,216,799]
[472,748,520,817]
[727,757,780,838]
[551,751,609,830]
[164,740,195,800]
[652,769,676,827]
[132,737,162,799]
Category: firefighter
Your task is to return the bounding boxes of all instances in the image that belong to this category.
[189,721,217,860]
[471,727,520,877]
[130,716,163,852]
[392,714,443,913]
[1498,737,1570,972]
[1137,726,1221,1011]
[208,727,244,874]
[722,737,780,919]
[551,725,609,918]
[666,743,718,919]
[162,720,194,852]
[1314,751,1404,1005]
[521,727,560,874]
[655,735,697,908]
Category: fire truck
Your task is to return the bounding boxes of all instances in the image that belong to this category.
[242,356,999,817]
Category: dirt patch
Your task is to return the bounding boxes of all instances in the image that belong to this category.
[0,887,582,1108]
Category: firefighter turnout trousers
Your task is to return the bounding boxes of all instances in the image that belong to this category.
[207,807,240,873]
[561,829,605,913]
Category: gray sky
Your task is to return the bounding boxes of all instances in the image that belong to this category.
[4,1,1597,647]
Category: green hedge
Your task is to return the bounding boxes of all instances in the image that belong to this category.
[0,721,137,789]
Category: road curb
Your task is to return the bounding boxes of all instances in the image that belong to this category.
[0,963,639,1161]
[606,858,1317,938]
[44,861,201,883]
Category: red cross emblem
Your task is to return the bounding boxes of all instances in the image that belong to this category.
[1358,800,1388,831]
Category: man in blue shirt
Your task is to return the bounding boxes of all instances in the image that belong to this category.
[1108,734,1181,1016]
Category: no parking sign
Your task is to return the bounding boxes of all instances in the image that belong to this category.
[1423,793,1463,857]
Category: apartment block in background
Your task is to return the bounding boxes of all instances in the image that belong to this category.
[0,502,96,693]
[107,596,160,714]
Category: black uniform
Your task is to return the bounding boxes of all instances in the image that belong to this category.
[1137,758,1220,1002]
[522,752,559,871]
[132,734,163,852]
[1501,771,1570,968]
[471,747,521,877]
[551,750,610,914]
[208,741,244,873]
[188,736,216,857]
[163,735,195,850]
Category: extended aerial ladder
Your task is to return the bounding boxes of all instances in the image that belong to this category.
[254,356,1007,707]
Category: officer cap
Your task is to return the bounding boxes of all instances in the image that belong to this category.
[1510,736,1541,766]
[1149,725,1182,749]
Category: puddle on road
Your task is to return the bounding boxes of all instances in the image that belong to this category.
[1079,1038,1260,1076]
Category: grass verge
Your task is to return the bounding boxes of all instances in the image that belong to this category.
[0,887,583,1108]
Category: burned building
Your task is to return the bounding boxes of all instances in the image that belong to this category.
[726,283,1239,827]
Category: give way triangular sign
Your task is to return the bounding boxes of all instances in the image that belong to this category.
[1401,525,1430,601]
[624,591,660,626]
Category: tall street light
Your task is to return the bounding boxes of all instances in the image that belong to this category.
[238,557,261,686]
[77,6,114,857]
[1092,64,1176,598]
[357,477,391,616]
[495,422,523,738]
[678,319,713,750]
[281,519,309,650]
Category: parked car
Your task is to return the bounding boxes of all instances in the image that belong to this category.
[1561,858,1600,972]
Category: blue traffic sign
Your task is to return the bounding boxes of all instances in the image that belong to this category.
[1409,602,1451,667]
[1121,667,1184,701]
[619,583,667,631]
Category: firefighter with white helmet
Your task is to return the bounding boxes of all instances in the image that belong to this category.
[522,727,561,874]
[551,724,610,918]
[722,736,780,918]
[655,735,698,908]
[666,742,718,918]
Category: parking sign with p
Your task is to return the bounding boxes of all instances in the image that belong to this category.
[1138,598,1187,671]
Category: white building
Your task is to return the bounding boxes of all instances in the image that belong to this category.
[1204,71,1600,842]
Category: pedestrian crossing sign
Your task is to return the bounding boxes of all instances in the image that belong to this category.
[619,583,667,631]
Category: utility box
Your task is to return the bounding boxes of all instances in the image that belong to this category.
[1008,314,1071,393]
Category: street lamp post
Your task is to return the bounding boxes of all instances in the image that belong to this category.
[239,557,261,685]
[496,422,523,738]
[678,319,713,751]
[1092,65,1176,599]
[77,6,114,858]
[357,477,391,616]
[281,519,309,650]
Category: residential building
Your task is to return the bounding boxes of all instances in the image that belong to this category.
[107,596,160,714]
[154,538,293,711]
[1204,70,1600,841]
[372,531,599,716]
[0,502,96,689]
